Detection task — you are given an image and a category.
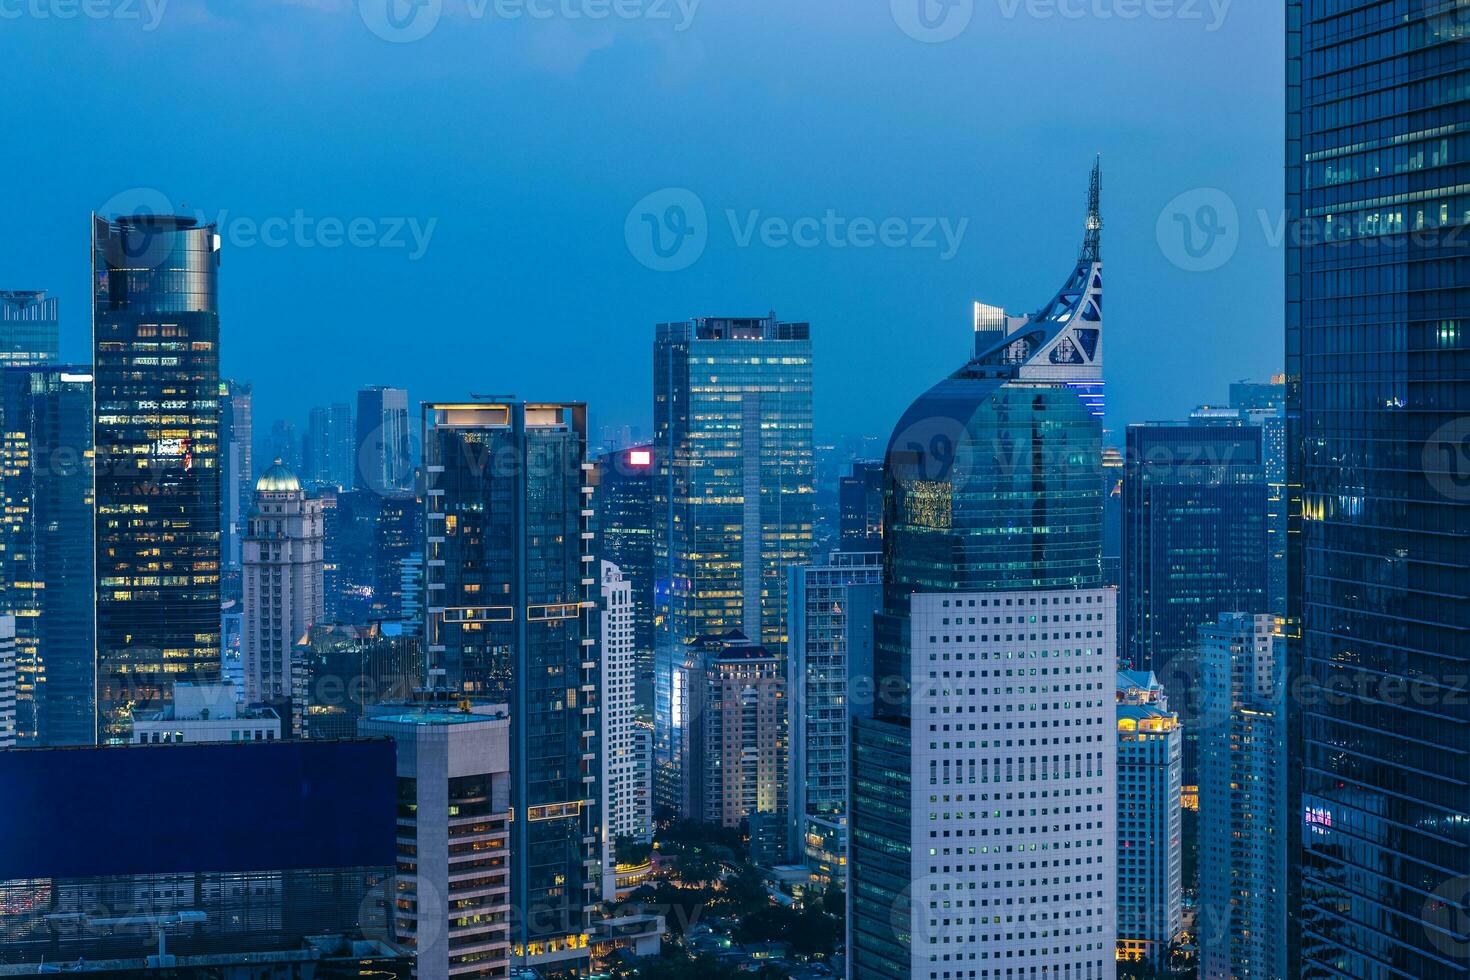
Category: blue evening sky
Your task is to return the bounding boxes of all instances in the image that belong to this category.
[1,0,1283,447]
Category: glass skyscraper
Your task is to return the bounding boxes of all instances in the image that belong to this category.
[839,459,885,551]
[1288,5,1470,976]
[93,214,222,743]
[1122,421,1269,783]
[422,400,599,965]
[356,385,413,494]
[850,165,1114,979]
[787,549,880,883]
[593,444,655,721]
[0,291,59,366]
[0,365,94,745]
[652,314,814,816]
[221,378,252,578]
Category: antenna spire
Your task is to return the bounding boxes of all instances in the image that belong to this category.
[1081,155,1102,263]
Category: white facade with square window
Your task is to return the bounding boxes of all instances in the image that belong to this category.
[907,588,1117,980]
[601,560,653,896]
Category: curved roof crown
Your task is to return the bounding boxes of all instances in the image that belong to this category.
[256,460,300,493]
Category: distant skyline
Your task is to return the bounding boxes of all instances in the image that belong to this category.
[2,0,1283,442]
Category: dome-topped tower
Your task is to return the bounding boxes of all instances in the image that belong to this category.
[255,459,301,494]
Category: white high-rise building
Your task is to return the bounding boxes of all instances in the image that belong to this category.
[1197,613,1286,980]
[905,589,1117,978]
[601,560,653,897]
[0,615,16,747]
[1115,671,1182,968]
[242,462,325,704]
[361,705,513,980]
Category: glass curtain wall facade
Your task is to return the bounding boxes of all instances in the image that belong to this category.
[356,386,412,494]
[788,550,881,882]
[0,367,94,745]
[93,215,222,743]
[422,401,599,962]
[0,290,59,365]
[1289,5,1470,977]
[652,315,814,816]
[1122,422,1269,783]
[221,379,253,578]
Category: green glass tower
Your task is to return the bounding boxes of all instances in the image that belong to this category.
[652,315,814,817]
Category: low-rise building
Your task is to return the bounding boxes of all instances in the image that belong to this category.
[132,682,280,745]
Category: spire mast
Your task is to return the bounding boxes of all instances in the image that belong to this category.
[1081,155,1102,263]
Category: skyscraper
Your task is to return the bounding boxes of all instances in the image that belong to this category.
[422,400,599,963]
[1287,8,1470,972]
[593,444,655,722]
[1115,671,1182,970]
[330,488,423,624]
[838,460,884,551]
[600,561,653,872]
[787,549,880,883]
[0,365,94,745]
[653,314,814,815]
[242,462,325,703]
[1193,380,1289,617]
[304,401,354,489]
[361,705,514,980]
[93,214,222,743]
[356,385,413,494]
[265,418,300,474]
[0,290,58,365]
[1197,613,1285,980]
[674,631,787,829]
[296,620,421,740]
[1122,421,1269,782]
[221,380,253,576]
[305,405,332,485]
[849,165,1115,979]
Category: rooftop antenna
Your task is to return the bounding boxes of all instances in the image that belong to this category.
[1081,155,1102,264]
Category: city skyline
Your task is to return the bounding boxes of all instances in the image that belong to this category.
[5,3,1465,979]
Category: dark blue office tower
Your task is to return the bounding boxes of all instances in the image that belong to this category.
[92,215,222,743]
[1289,4,1470,976]
[0,366,95,745]
[1122,421,1269,784]
[422,400,599,968]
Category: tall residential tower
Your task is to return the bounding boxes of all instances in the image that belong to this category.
[422,400,600,967]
